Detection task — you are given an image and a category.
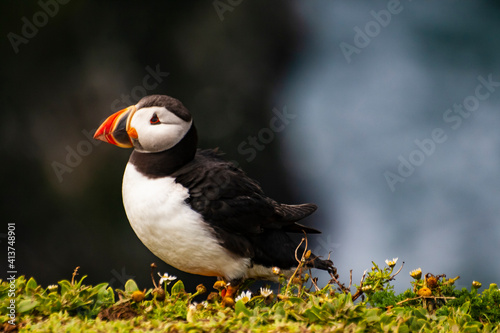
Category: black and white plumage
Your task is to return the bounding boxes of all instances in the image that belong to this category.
[94,95,334,283]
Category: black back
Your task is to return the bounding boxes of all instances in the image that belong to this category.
[171,149,321,269]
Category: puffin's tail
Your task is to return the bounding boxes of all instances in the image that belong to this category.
[308,254,338,278]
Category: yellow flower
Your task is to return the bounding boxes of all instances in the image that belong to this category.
[426,275,438,289]
[131,290,145,302]
[410,268,422,280]
[417,287,432,297]
[472,281,482,289]
[385,258,398,268]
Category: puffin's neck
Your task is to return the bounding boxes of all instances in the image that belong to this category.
[129,124,198,178]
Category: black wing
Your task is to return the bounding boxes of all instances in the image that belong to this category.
[171,149,320,259]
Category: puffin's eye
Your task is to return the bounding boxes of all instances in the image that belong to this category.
[150,113,161,125]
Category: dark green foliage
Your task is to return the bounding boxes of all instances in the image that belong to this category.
[1,275,115,321]
[446,283,500,323]
[369,289,398,308]
[1,263,500,332]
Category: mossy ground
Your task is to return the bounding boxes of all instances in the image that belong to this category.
[2,261,500,332]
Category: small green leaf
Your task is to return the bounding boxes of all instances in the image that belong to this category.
[411,308,427,320]
[460,301,470,314]
[274,303,286,319]
[364,308,381,322]
[26,277,38,293]
[303,305,326,322]
[105,286,115,303]
[397,324,410,333]
[124,279,139,293]
[58,280,72,295]
[235,300,252,317]
[288,311,306,321]
[286,296,305,305]
[73,275,87,289]
[170,280,185,295]
[17,299,39,313]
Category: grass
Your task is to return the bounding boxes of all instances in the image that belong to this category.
[2,257,500,332]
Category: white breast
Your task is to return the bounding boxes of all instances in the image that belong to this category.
[122,163,250,280]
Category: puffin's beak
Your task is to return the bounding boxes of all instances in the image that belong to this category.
[94,106,137,148]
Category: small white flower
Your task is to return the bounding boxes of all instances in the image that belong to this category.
[189,302,207,311]
[235,290,252,303]
[260,287,273,298]
[385,257,398,268]
[158,272,177,285]
[361,285,373,292]
[47,285,58,291]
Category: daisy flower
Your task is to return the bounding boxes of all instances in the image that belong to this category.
[260,287,273,298]
[188,303,197,312]
[385,257,398,268]
[361,285,373,292]
[235,290,252,303]
[158,272,177,285]
[47,285,58,292]
[409,268,422,280]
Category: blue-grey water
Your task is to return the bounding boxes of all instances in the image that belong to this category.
[280,0,500,291]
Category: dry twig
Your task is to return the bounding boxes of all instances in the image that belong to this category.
[285,236,307,296]
[396,295,456,306]
[71,266,80,285]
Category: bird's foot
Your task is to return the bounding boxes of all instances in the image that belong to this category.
[222,284,239,298]
[221,284,239,307]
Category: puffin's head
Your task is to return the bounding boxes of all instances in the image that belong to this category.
[94,95,193,153]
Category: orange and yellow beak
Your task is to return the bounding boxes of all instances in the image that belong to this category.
[93,105,138,148]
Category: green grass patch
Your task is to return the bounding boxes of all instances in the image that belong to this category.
[2,261,500,332]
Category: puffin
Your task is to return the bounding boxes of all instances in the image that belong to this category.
[94,95,334,296]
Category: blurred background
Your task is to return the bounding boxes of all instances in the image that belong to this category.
[2,0,499,293]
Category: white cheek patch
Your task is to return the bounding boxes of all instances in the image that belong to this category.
[139,122,192,152]
[130,106,192,153]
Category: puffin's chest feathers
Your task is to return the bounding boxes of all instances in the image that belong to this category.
[121,163,250,280]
